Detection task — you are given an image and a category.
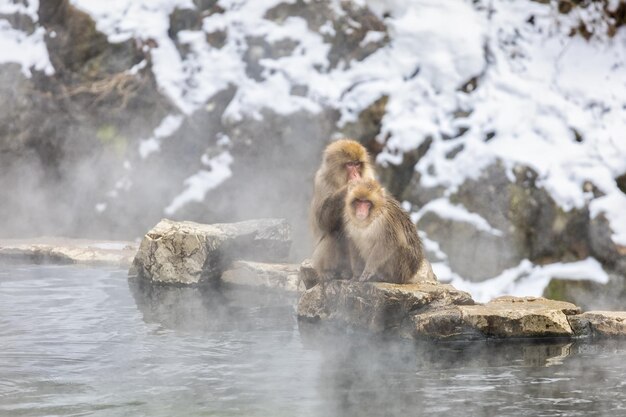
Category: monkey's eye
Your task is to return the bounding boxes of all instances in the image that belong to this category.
[346,161,362,168]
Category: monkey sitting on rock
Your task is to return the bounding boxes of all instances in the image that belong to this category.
[343,177,437,284]
[310,139,375,282]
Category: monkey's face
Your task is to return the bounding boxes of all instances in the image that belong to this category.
[324,139,372,186]
[352,198,372,220]
[345,161,363,182]
[346,178,384,226]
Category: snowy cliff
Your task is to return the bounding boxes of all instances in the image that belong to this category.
[0,0,624,304]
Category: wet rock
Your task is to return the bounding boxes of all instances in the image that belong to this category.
[0,238,137,266]
[221,260,304,293]
[411,297,580,340]
[298,281,600,341]
[131,218,291,285]
[299,259,319,290]
[297,280,474,335]
[569,311,626,338]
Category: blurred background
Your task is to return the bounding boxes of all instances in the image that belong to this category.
[0,0,624,306]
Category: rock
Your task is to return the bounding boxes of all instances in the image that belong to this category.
[297,280,474,335]
[461,296,579,338]
[0,238,137,266]
[589,214,626,275]
[299,259,319,289]
[298,281,596,341]
[221,260,304,293]
[409,161,593,282]
[569,311,626,338]
[417,210,523,281]
[131,218,291,285]
[411,297,580,341]
[543,275,626,311]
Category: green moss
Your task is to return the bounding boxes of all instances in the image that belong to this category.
[543,279,567,301]
[97,125,127,156]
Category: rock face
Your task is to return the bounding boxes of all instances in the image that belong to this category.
[221,260,304,293]
[130,218,291,285]
[0,238,137,266]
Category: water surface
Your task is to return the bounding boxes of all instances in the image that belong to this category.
[1,264,625,416]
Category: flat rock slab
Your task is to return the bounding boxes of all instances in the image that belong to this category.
[131,218,291,285]
[297,280,474,334]
[221,261,304,293]
[569,311,626,338]
[412,296,581,341]
[0,238,137,266]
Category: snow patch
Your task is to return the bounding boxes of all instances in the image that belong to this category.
[447,258,610,303]
[164,151,234,215]
[139,114,185,158]
[413,198,503,236]
[0,20,53,76]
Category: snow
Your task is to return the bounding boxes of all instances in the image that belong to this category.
[441,258,610,303]
[164,151,234,215]
[0,4,54,76]
[139,114,185,159]
[590,193,626,246]
[413,198,503,236]
[1,0,623,298]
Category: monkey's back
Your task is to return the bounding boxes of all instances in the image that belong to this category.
[378,198,425,284]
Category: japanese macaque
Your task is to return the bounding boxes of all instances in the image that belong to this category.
[310,139,375,281]
[344,178,437,284]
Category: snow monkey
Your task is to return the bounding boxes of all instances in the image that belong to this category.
[310,139,375,281]
[344,178,437,284]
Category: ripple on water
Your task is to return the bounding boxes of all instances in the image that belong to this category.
[1,264,626,417]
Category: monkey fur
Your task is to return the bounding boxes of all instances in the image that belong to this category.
[310,139,375,280]
[344,178,436,284]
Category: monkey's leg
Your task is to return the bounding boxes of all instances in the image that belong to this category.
[358,242,393,282]
[348,242,364,280]
[312,234,345,280]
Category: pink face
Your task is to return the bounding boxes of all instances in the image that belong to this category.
[345,162,362,182]
[354,199,371,220]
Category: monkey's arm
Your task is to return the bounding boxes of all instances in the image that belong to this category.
[317,187,348,233]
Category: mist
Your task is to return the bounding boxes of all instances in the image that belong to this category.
[2,0,625,301]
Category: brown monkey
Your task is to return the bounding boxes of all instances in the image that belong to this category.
[310,139,375,281]
[344,178,437,284]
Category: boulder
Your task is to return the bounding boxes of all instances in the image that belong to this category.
[130,218,291,285]
[221,260,304,293]
[569,311,626,338]
[412,296,581,340]
[297,280,474,335]
[0,237,137,266]
[298,259,319,289]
